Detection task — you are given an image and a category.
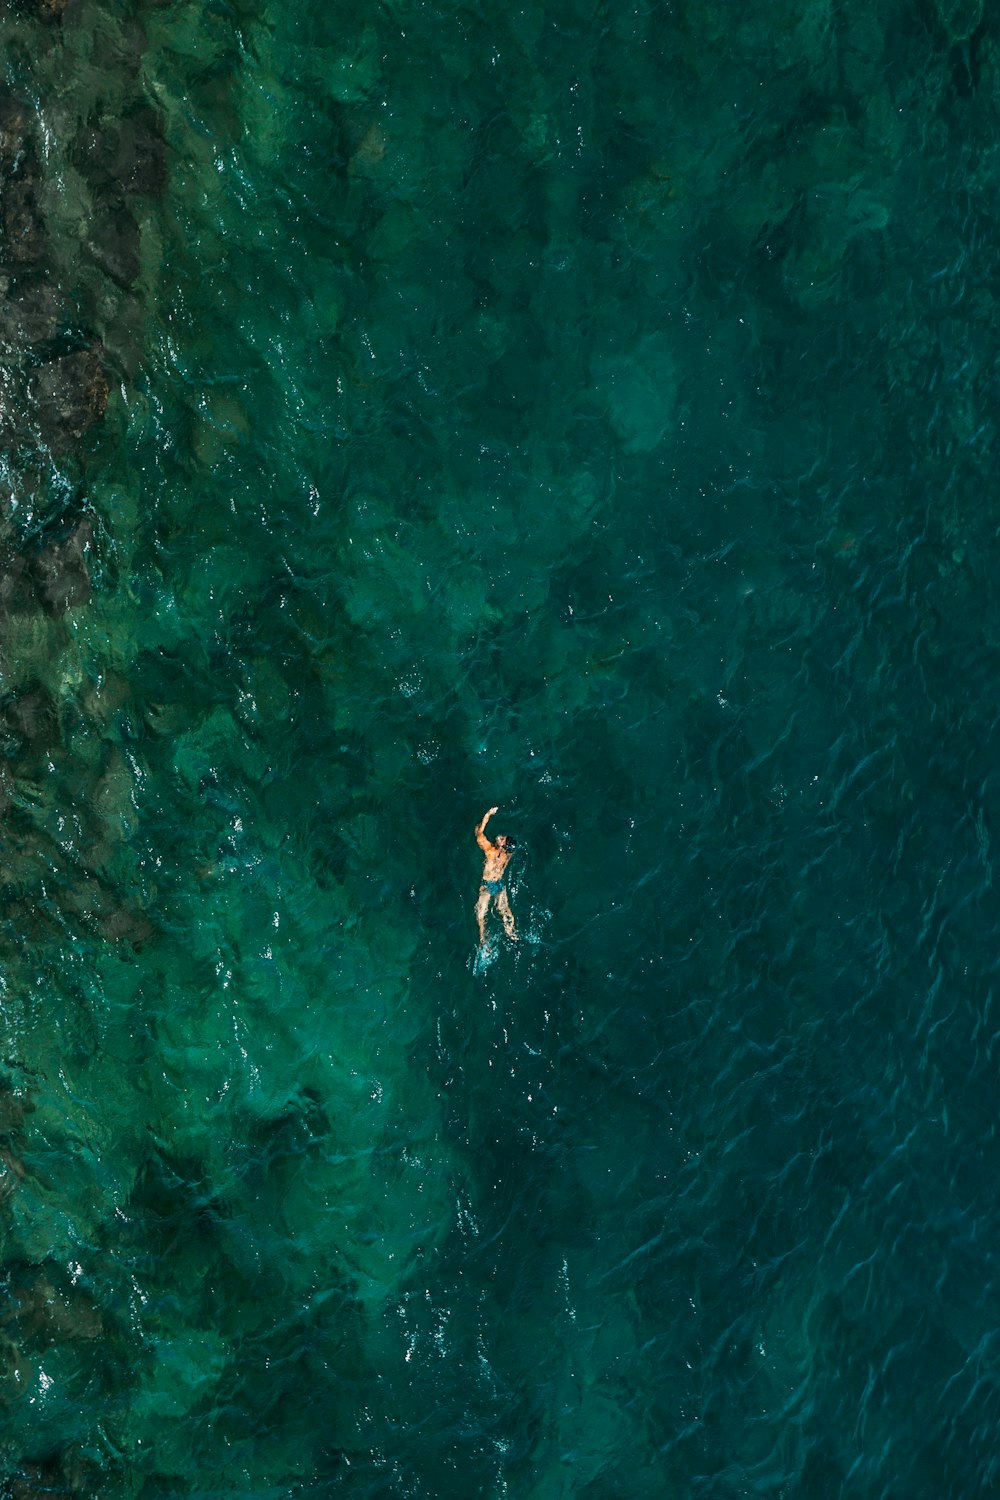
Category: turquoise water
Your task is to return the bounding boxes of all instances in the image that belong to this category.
[0,0,998,1492]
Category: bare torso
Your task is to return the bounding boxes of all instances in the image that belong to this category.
[481,845,512,884]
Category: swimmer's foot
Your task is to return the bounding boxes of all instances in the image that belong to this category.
[474,937,498,974]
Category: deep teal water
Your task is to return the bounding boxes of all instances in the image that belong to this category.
[0,0,999,1494]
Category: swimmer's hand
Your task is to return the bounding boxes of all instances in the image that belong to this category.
[476,807,499,848]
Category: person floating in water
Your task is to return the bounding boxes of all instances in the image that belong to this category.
[475,806,517,946]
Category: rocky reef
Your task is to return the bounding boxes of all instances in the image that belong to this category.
[0,1,166,1492]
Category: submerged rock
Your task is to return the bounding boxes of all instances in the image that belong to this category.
[3,1266,103,1343]
[32,348,109,447]
[0,1147,23,1199]
[0,1078,31,1137]
[0,100,44,267]
[97,905,154,947]
[0,682,57,762]
[31,519,93,614]
[0,98,30,174]
[63,873,154,948]
[0,1078,28,1198]
[8,1460,71,1500]
[1,172,44,268]
[0,554,41,616]
[26,0,74,18]
[117,106,167,198]
[0,278,61,346]
[76,106,167,205]
[87,201,140,289]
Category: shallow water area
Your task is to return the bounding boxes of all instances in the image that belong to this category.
[0,0,998,1494]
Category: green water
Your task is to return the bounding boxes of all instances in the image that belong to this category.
[0,0,998,1493]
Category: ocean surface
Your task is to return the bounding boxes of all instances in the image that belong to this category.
[0,0,997,1493]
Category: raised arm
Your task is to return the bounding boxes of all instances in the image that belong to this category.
[475,806,498,853]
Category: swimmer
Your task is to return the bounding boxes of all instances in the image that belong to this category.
[475,806,517,946]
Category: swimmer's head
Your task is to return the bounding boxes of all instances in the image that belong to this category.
[497,835,516,851]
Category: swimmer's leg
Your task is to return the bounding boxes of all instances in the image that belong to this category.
[475,887,490,945]
[497,888,517,942]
